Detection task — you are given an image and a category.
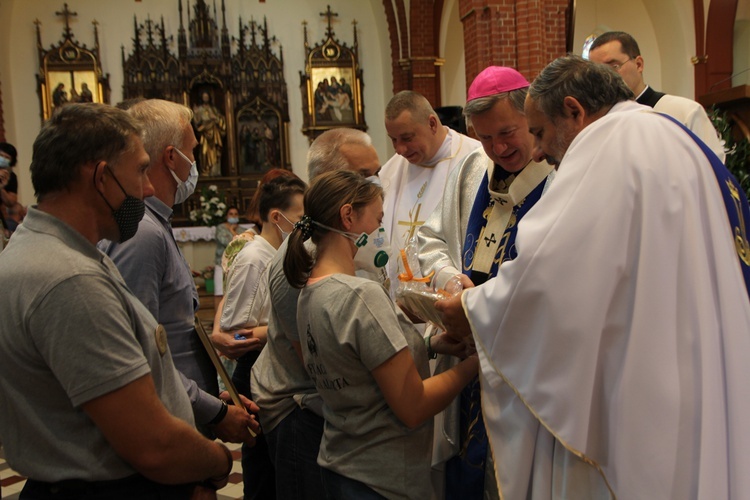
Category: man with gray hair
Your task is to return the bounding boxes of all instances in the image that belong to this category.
[438,54,750,498]
[381,90,480,295]
[0,103,236,497]
[306,127,380,180]
[100,99,259,448]
[417,67,553,500]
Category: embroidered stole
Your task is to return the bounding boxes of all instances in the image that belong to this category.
[445,161,551,499]
[659,113,750,300]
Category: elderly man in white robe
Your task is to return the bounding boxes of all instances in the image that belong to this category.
[380,90,480,296]
[436,54,750,499]
[417,67,553,500]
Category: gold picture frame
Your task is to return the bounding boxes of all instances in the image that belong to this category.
[300,7,367,140]
[35,5,110,122]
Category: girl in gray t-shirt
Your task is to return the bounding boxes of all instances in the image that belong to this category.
[284,170,478,499]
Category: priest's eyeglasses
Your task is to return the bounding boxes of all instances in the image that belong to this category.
[608,58,632,71]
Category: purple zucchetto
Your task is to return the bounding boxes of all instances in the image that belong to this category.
[467,66,530,101]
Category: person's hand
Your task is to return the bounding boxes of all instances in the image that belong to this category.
[0,169,9,189]
[210,329,262,359]
[430,331,467,358]
[212,392,260,446]
[435,291,472,343]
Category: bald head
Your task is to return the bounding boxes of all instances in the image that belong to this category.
[307,128,380,179]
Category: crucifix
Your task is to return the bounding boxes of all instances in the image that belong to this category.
[55,3,78,38]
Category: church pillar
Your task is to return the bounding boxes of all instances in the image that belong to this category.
[382,0,445,107]
[693,0,737,97]
[458,0,569,84]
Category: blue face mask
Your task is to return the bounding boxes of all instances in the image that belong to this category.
[171,148,199,204]
[227,217,240,225]
[0,156,10,169]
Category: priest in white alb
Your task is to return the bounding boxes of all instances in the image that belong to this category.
[380,90,480,296]
[437,55,750,499]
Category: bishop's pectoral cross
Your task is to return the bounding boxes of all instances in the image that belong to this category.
[397,203,425,243]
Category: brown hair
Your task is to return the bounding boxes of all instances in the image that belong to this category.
[283,170,382,288]
[247,168,300,227]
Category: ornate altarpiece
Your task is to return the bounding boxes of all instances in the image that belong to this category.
[122,0,291,225]
[300,6,367,142]
[36,4,111,122]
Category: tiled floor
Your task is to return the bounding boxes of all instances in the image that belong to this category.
[0,441,245,499]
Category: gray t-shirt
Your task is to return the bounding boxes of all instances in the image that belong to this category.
[298,273,432,500]
[0,208,193,482]
[250,238,321,432]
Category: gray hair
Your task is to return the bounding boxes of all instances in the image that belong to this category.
[463,87,528,127]
[127,99,194,164]
[528,54,633,120]
[307,128,372,179]
[31,103,141,201]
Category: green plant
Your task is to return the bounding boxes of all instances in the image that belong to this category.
[709,107,750,200]
[189,184,227,227]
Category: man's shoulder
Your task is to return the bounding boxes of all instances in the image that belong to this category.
[653,93,705,116]
[450,129,482,153]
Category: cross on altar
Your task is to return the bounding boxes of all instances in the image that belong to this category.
[397,204,425,242]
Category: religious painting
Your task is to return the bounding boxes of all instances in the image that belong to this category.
[310,67,356,124]
[300,6,367,140]
[35,4,110,121]
[47,70,100,111]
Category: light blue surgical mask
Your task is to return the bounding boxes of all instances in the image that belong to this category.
[227,217,240,224]
[171,148,199,204]
[0,156,10,169]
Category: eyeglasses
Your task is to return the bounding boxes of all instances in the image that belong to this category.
[608,58,632,71]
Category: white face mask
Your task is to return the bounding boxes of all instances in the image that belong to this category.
[171,148,199,204]
[277,212,296,242]
[365,175,381,186]
[351,227,390,273]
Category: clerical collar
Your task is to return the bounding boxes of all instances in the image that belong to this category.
[417,127,454,167]
[635,85,649,101]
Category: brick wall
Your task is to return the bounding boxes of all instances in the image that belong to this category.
[381,0,570,106]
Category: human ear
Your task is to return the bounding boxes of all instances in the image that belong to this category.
[562,96,585,125]
[340,203,354,230]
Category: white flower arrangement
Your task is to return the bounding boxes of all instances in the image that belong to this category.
[189,184,227,227]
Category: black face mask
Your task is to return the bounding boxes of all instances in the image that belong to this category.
[95,165,146,243]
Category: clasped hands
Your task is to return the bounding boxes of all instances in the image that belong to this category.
[210,325,267,359]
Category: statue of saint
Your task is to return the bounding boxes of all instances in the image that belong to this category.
[192,91,226,176]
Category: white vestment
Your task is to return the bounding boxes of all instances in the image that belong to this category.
[380,128,480,295]
[653,93,725,162]
[464,100,750,499]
